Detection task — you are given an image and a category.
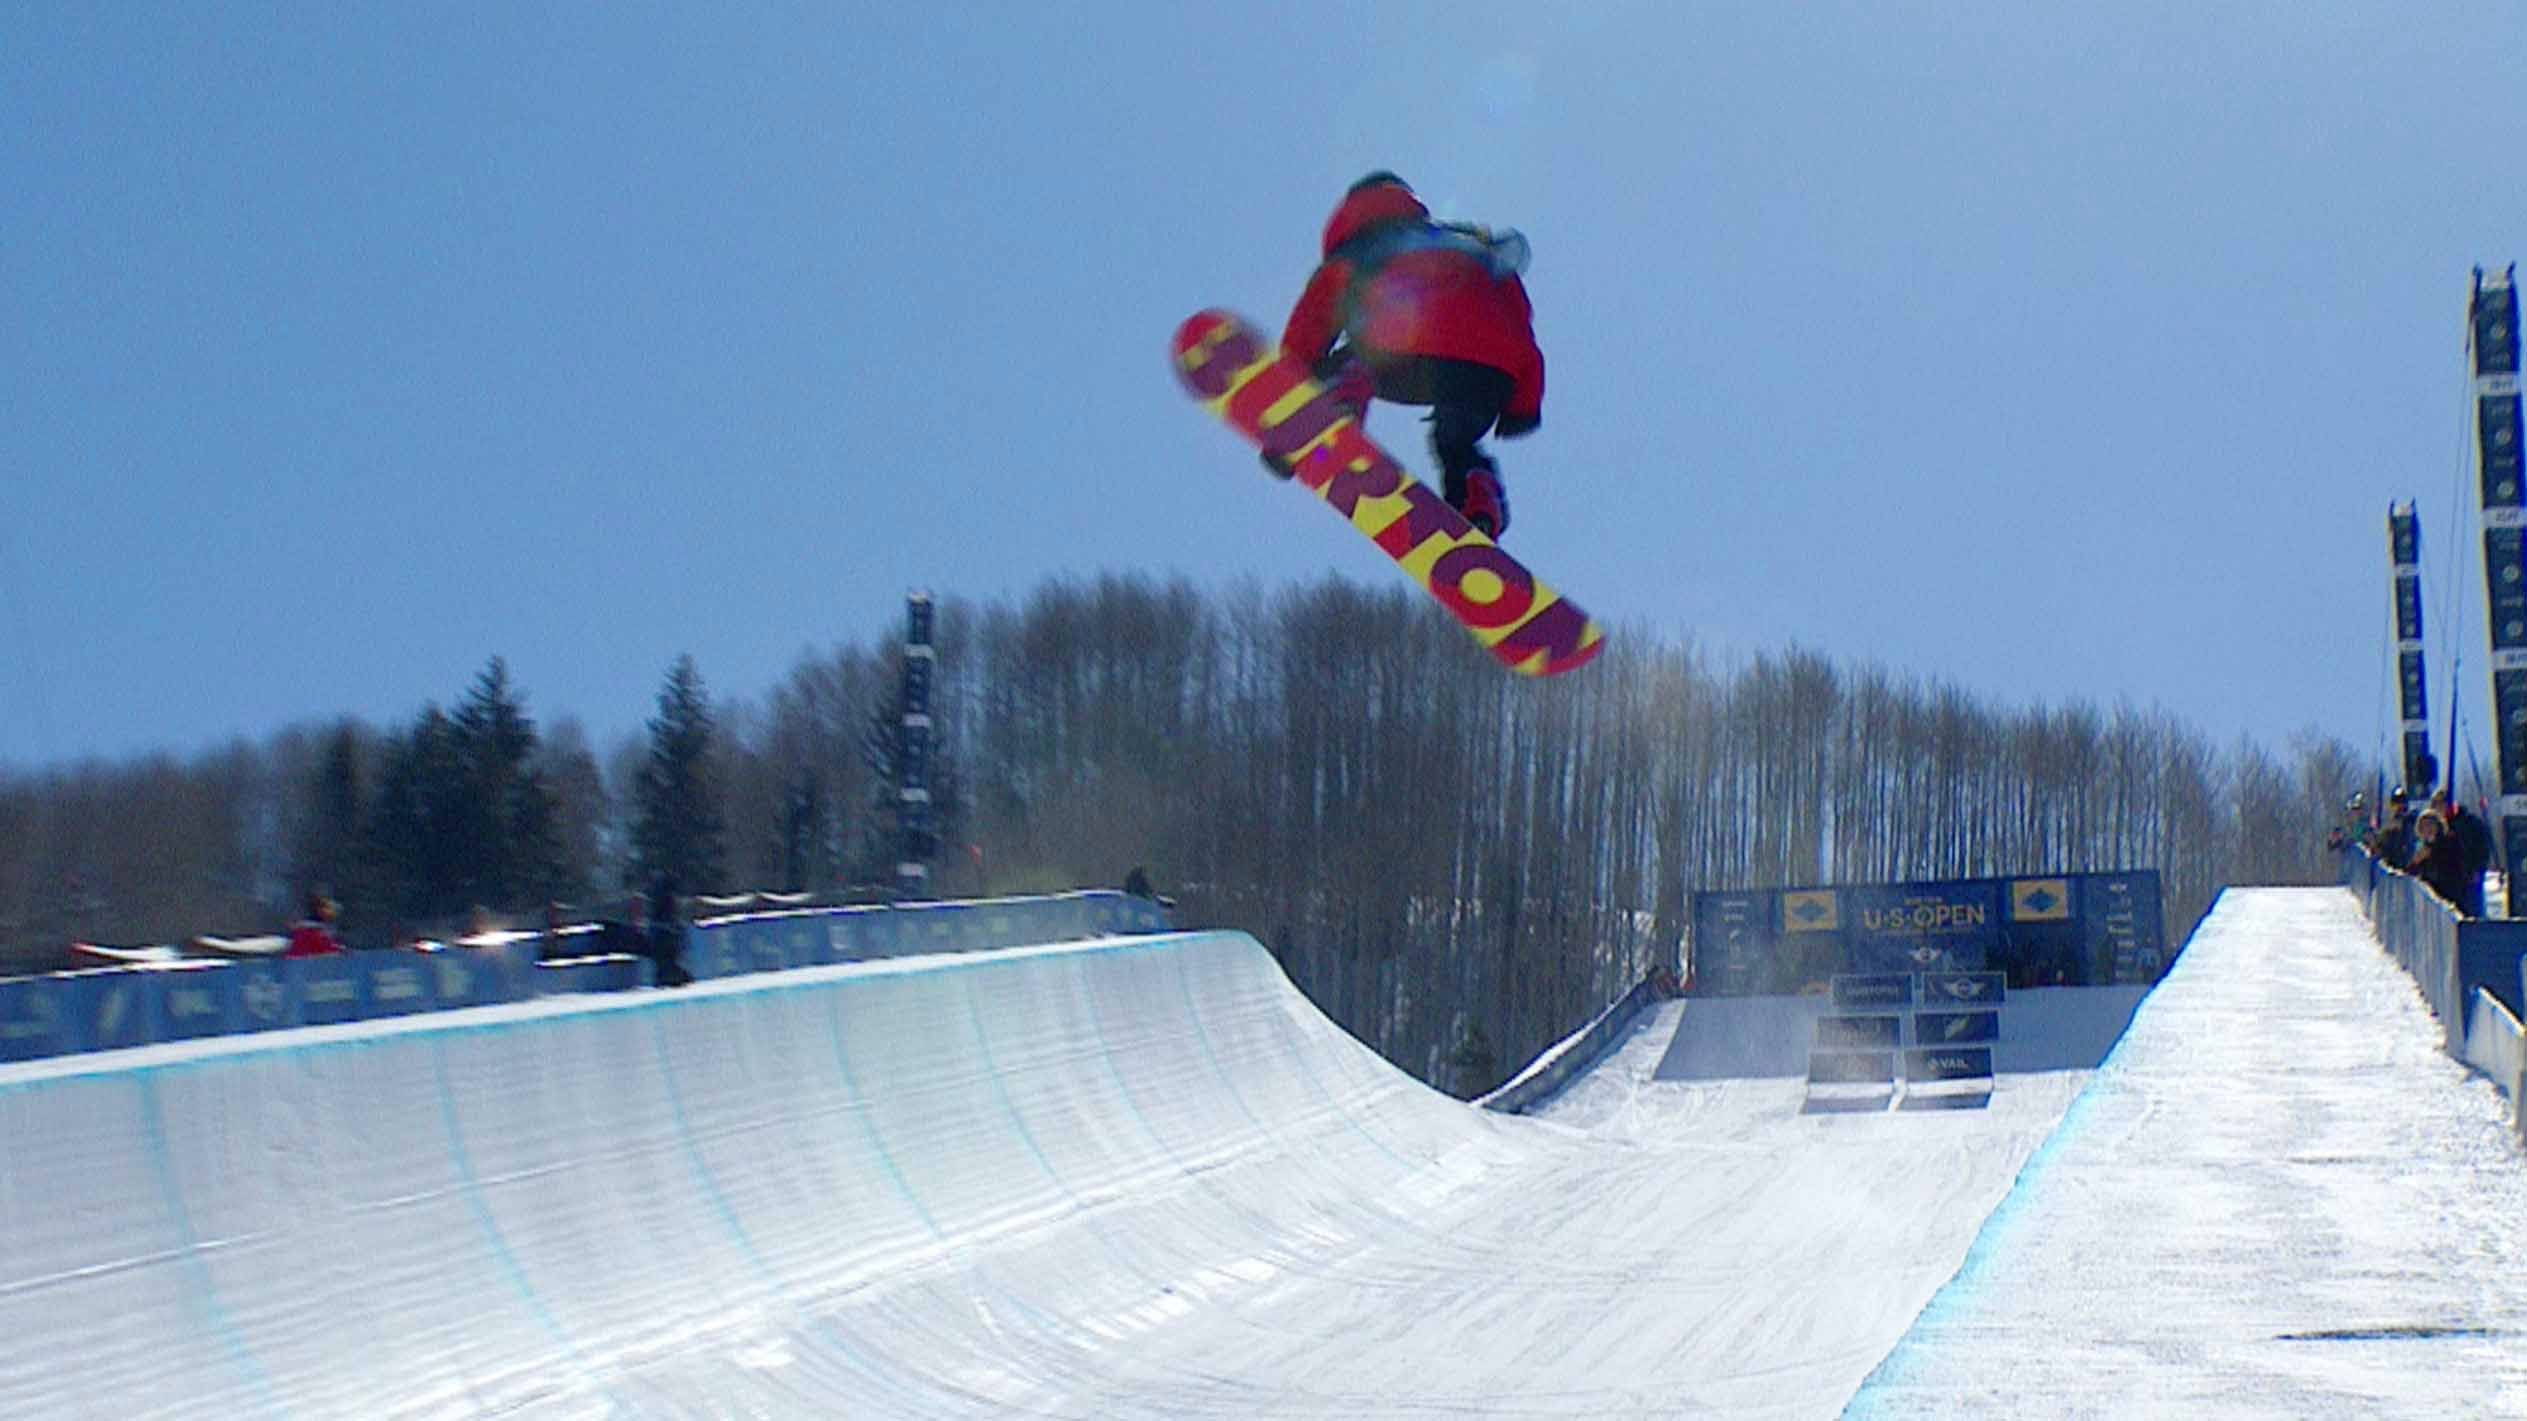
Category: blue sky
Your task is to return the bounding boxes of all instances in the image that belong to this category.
[3,3,2521,771]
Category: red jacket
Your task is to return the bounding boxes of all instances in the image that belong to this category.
[285,920,344,958]
[1281,183,1545,423]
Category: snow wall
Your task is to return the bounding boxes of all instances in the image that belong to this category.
[0,928,1483,1417]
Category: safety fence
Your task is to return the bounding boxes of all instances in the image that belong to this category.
[2340,849,2527,1139]
[1477,970,1678,1114]
[0,890,1171,1066]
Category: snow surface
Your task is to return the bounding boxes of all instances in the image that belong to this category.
[1851,887,2527,1417]
[0,890,2514,1417]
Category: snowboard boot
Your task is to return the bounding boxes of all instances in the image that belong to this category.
[1454,465,1510,540]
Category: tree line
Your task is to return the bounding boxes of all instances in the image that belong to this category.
[0,572,2360,1093]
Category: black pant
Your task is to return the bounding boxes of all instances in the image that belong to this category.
[1360,355,1515,503]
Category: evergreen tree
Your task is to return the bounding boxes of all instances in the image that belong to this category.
[449,657,565,910]
[363,705,467,924]
[630,654,726,894]
[292,720,365,908]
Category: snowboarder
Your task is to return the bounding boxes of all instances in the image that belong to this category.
[1271,172,1544,540]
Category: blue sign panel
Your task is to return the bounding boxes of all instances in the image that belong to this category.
[222,960,298,1037]
[1692,870,2168,994]
[1832,973,1915,1009]
[0,976,81,1062]
[1915,1009,2002,1045]
[1907,1046,1995,1081]
[292,955,365,1025]
[1692,892,1772,996]
[158,966,231,1042]
[775,917,825,969]
[1920,971,2006,1007]
[77,971,165,1051]
[1844,881,2001,975]
[363,956,434,1019]
[1815,1014,1902,1049]
[688,924,746,981]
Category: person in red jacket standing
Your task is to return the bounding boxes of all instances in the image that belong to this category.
[1273,171,1545,539]
[284,891,345,958]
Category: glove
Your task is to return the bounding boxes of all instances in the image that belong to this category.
[1312,354,1374,416]
[1496,410,1541,440]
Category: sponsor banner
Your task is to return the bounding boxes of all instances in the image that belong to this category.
[1832,973,1914,1009]
[1808,1049,1896,1085]
[223,960,297,1036]
[2010,878,2073,923]
[901,903,977,955]
[828,908,876,962]
[157,964,231,1042]
[2500,671,2527,797]
[2082,871,2168,985]
[363,956,434,1019]
[1845,881,2000,975]
[1693,892,1772,997]
[741,919,802,974]
[1781,890,1840,934]
[0,975,81,1062]
[688,923,748,981]
[980,900,1031,945]
[76,970,165,1051]
[1915,1009,2002,1045]
[776,916,828,969]
[1907,1046,1995,1082]
[1691,870,2167,994]
[2477,273,2520,378]
[1815,1014,1902,1049]
[2480,394,2524,507]
[293,955,364,1025]
[1921,971,2007,1007]
[2485,530,2527,653]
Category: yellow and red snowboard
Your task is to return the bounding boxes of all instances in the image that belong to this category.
[1170,309,1604,677]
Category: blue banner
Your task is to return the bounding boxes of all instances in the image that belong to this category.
[1691,871,2165,995]
[0,975,81,1062]
[1915,1009,2002,1045]
[362,955,434,1019]
[1844,881,2001,975]
[0,893,1174,1066]
[74,970,164,1052]
[1832,973,1915,1009]
[1692,892,1772,996]
[158,966,230,1042]
[1907,1046,1995,1081]
[1816,1014,1902,1049]
[1921,971,2007,1008]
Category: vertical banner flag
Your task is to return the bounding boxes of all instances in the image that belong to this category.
[2472,267,2527,913]
[896,591,938,898]
[2389,501,2435,794]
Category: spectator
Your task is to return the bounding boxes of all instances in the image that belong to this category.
[284,891,345,958]
[647,874,693,988]
[1122,865,1176,908]
[2410,812,2475,913]
[2431,789,2493,918]
[2377,793,2418,869]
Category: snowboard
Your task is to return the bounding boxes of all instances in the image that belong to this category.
[1170,309,1604,677]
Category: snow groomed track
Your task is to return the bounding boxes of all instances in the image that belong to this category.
[2,888,2518,1416]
